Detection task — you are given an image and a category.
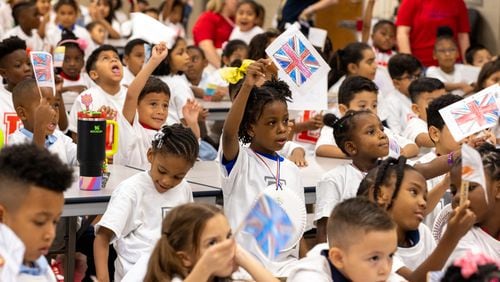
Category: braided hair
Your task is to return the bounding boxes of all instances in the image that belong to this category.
[329,110,374,156]
[476,143,500,181]
[151,124,199,165]
[238,78,292,144]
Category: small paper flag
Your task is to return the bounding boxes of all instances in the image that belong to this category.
[30,51,56,96]
[241,193,295,259]
[53,46,66,68]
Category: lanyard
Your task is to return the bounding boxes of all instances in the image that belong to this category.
[252,149,282,190]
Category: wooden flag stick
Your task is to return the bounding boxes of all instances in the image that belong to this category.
[459,180,469,207]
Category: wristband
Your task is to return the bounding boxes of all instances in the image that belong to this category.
[447,151,455,166]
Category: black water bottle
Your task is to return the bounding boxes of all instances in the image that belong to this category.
[77,111,106,190]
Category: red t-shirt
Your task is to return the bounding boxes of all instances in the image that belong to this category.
[396,0,470,67]
[192,11,234,48]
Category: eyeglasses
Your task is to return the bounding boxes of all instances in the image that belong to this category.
[436,48,457,54]
[397,73,422,81]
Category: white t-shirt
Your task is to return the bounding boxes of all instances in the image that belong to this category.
[9,129,78,166]
[2,26,47,51]
[95,171,193,281]
[445,226,500,267]
[114,114,157,169]
[0,87,21,145]
[61,73,92,111]
[68,85,127,133]
[403,117,428,144]
[46,25,93,56]
[416,150,448,228]
[121,66,135,88]
[425,64,480,96]
[0,1,13,37]
[385,90,415,135]
[219,146,305,276]
[229,26,264,45]
[314,164,365,221]
[159,75,195,124]
[395,223,436,271]
[373,47,396,68]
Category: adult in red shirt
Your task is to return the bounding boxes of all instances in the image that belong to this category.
[192,0,237,68]
[396,0,470,67]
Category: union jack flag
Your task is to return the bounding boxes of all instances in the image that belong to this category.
[452,92,499,134]
[272,35,320,87]
[242,193,294,259]
[30,52,54,88]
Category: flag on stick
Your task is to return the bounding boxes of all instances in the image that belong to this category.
[30,51,56,97]
[461,144,487,205]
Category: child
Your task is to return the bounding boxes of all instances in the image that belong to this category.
[121,38,146,88]
[220,60,306,276]
[447,143,500,264]
[474,58,500,93]
[34,0,53,42]
[3,1,46,52]
[426,33,479,96]
[288,197,398,282]
[0,36,33,144]
[57,32,92,110]
[441,252,500,281]
[465,44,492,68]
[136,203,278,281]
[9,78,77,165]
[94,124,199,281]
[370,20,397,68]
[185,45,209,90]
[88,0,121,39]
[385,53,423,135]
[0,143,73,281]
[229,0,264,45]
[86,21,107,53]
[357,156,476,282]
[248,30,278,61]
[47,0,92,55]
[116,41,200,168]
[315,76,418,159]
[161,0,186,38]
[68,44,124,135]
[403,77,446,149]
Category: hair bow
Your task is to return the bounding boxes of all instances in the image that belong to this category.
[453,251,500,279]
[219,59,255,84]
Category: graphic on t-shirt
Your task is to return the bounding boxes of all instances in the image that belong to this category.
[3,113,21,143]
[264,176,286,188]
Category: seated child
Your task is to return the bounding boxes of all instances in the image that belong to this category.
[441,252,500,281]
[116,41,200,168]
[403,77,446,149]
[143,7,160,20]
[474,57,500,93]
[446,143,500,265]
[10,78,77,166]
[229,0,264,45]
[94,124,199,281]
[57,31,92,110]
[68,45,125,136]
[86,21,107,54]
[426,30,479,96]
[0,36,32,144]
[185,45,209,90]
[385,53,423,135]
[121,38,147,88]
[3,1,46,52]
[288,197,399,282]
[465,44,493,68]
[315,76,418,159]
[0,143,73,281]
[220,60,306,276]
[123,203,279,282]
[357,157,476,282]
[161,0,186,38]
[370,20,397,68]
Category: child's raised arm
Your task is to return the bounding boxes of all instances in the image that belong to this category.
[182,99,201,139]
[184,239,236,282]
[235,245,279,282]
[222,59,267,161]
[123,42,168,125]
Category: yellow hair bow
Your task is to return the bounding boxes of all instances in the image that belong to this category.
[219,59,255,84]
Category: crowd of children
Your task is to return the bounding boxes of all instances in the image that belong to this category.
[0,0,499,281]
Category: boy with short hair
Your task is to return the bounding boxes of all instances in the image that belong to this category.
[0,36,33,145]
[9,78,78,165]
[315,76,418,159]
[2,1,46,52]
[465,44,492,68]
[385,53,423,135]
[68,45,125,135]
[121,38,147,88]
[86,21,107,53]
[370,20,397,68]
[288,197,399,282]
[403,77,446,148]
[0,143,73,281]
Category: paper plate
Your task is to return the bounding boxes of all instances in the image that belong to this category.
[260,185,307,253]
[432,204,453,241]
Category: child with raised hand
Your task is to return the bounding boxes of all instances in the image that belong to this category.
[229,0,264,45]
[0,143,73,281]
[0,36,33,144]
[356,156,476,282]
[87,0,121,39]
[316,76,418,159]
[289,197,400,282]
[446,143,500,264]
[47,0,92,55]
[3,1,46,52]
[130,203,278,282]
[35,0,53,41]
[121,38,147,88]
[94,124,199,282]
[403,77,446,149]
[221,59,306,276]
[116,41,200,169]
[57,31,92,110]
